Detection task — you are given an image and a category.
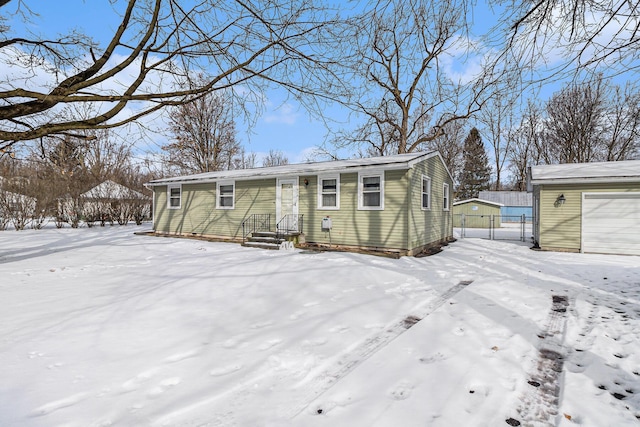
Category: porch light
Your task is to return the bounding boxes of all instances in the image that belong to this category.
[304,178,309,187]
[556,194,566,206]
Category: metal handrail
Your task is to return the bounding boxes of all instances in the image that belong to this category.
[241,213,271,244]
[276,214,304,238]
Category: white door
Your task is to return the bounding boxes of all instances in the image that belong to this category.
[582,192,640,255]
[276,178,299,232]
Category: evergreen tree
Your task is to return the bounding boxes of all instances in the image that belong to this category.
[458,127,491,200]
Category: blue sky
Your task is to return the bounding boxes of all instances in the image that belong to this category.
[1,0,636,167]
[2,1,357,164]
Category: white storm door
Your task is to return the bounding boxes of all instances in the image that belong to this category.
[276,178,299,231]
[582,192,640,255]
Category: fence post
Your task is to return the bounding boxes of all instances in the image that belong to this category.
[490,215,494,240]
[461,213,465,238]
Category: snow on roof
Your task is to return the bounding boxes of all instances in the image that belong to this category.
[529,159,640,184]
[478,191,532,206]
[82,180,147,199]
[146,151,442,186]
[453,198,504,207]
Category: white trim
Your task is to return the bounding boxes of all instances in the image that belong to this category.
[453,198,504,207]
[317,174,340,210]
[421,175,432,210]
[580,192,586,254]
[216,181,235,209]
[358,170,384,210]
[276,177,299,221]
[531,176,640,186]
[146,152,437,187]
[167,184,181,209]
[152,190,156,227]
[443,183,450,211]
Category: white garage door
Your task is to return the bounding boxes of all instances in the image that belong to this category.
[582,192,640,256]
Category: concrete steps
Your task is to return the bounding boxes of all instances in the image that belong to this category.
[243,231,284,250]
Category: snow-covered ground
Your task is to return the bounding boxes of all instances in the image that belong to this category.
[1,226,640,427]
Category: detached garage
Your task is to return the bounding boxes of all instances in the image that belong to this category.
[528,160,640,255]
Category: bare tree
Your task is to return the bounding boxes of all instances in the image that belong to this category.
[508,101,543,190]
[499,0,640,77]
[232,148,258,170]
[543,76,606,163]
[602,82,640,161]
[83,130,134,183]
[262,149,289,167]
[423,119,467,185]
[479,93,515,190]
[331,0,494,155]
[163,89,239,174]
[0,0,338,151]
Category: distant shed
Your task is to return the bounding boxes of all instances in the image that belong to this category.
[478,191,532,220]
[453,198,503,228]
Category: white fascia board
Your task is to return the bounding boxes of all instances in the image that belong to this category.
[530,176,640,186]
[453,198,504,207]
[145,162,416,187]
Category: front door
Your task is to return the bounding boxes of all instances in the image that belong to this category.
[276,178,299,232]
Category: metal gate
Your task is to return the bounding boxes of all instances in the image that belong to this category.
[454,214,532,242]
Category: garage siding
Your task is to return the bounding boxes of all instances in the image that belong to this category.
[537,183,640,253]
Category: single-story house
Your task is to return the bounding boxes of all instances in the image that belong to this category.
[146,151,454,256]
[452,198,503,228]
[81,180,151,224]
[527,160,640,255]
[478,191,532,221]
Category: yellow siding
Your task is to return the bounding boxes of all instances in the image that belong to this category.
[301,171,408,249]
[153,179,276,239]
[452,201,501,228]
[407,157,454,250]
[537,182,640,251]
[152,157,453,253]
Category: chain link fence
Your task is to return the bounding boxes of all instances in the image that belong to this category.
[454,214,533,242]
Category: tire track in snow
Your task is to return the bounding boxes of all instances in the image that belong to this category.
[509,295,569,427]
[284,279,474,419]
[154,280,473,426]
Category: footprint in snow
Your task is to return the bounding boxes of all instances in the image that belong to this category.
[258,339,283,350]
[121,369,157,393]
[419,352,446,364]
[28,351,45,359]
[388,381,414,400]
[31,392,88,417]
[209,364,243,376]
[147,377,181,398]
[250,321,274,329]
[452,326,465,336]
[289,311,306,320]
[164,349,200,363]
[302,337,328,348]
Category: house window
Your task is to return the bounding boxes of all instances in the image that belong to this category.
[359,171,384,210]
[443,183,450,211]
[422,175,431,210]
[168,185,181,209]
[318,175,340,209]
[217,182,235,209]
